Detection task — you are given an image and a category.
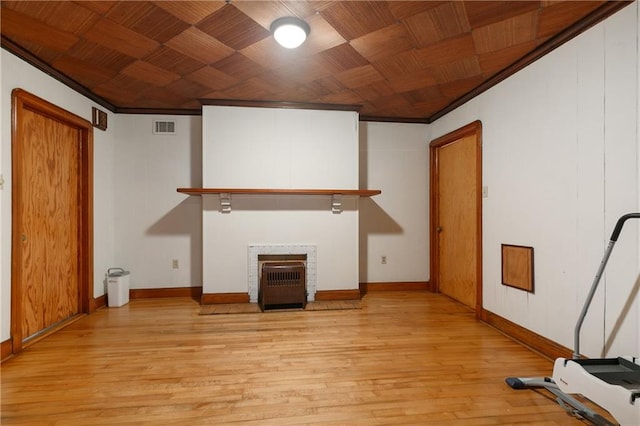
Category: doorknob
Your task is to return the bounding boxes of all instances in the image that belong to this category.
[436,226,443,233]
[21,234,27,242]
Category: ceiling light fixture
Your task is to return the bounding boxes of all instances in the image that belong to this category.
[270,17,310,49]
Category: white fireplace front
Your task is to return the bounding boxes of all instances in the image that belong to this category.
[200,105,361,300]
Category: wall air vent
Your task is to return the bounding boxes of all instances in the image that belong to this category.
[153,120,176,134]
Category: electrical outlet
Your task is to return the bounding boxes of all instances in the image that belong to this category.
[381,256,387,264]
[172,259,179,269]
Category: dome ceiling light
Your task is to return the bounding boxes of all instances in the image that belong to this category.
[270,17,310,49]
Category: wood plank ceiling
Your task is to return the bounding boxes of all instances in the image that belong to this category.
[0,1,630,122]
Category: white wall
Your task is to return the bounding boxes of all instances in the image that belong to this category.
[114,115,202,289]
[201,106,360,296]
[203,106,359,188]
[638,3,640,354]
[202,195,359,295]
[430,4,639,357]
[359,122,430,283]
[0,50,116,341]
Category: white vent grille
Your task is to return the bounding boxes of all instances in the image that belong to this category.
[153,120,176,134]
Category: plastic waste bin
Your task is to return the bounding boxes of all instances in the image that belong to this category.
[107,268,130,307]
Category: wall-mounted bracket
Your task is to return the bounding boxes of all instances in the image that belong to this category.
[331,194,342,214]
[220,193,231,213]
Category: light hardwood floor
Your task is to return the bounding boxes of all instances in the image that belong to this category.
[2,291,591,425]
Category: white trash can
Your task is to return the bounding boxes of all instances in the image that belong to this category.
[107,268,130,307]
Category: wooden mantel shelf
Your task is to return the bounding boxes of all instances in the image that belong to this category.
[177,188,381,213]
[177,188,381,197]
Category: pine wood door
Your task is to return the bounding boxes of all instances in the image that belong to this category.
[430,121,482,315]
[11,89,94,352]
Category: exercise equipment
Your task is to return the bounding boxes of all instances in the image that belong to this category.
[506,213,640,425]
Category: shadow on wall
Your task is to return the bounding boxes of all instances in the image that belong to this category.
[359,197,403,283]
[146,197,202,284]
[602,273,640,357]
[200,195,359,212]
[147,198,201,235]
[359,198,403,234]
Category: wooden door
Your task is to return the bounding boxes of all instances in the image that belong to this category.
[430,121,482,315]
[11,89,94,353]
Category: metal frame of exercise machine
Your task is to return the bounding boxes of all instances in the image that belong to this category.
[506,213,640,426]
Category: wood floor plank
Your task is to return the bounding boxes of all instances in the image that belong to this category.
[1,291,605,424]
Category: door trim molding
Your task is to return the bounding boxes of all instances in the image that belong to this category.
[11,89,94,354]
[429,121,483,317]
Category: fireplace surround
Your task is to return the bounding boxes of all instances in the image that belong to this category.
[197,106,379,303]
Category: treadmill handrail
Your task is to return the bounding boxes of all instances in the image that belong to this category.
[574,213,640,359]
[611,213,640,241]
